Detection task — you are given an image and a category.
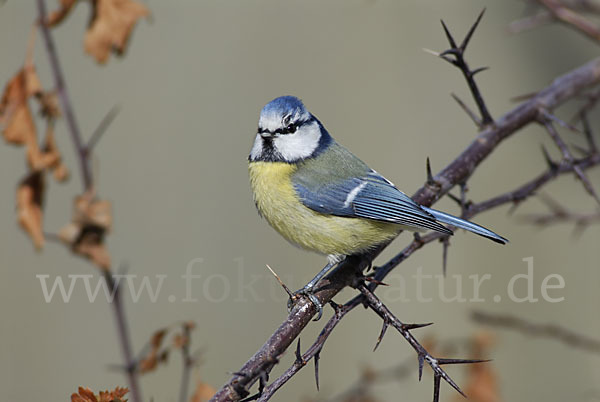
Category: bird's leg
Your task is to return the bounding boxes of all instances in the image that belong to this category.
[288,255,345,321]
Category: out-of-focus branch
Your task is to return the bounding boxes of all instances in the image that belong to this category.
[536,0,600,42]
[35,1,140,402]
[36,0,92,191]
[519,194,600,234]
[472,311,600,354]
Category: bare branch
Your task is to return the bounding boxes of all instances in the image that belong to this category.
[473,310,600,354]
[542,118,600,204]
[536,0,600,42]
[437,9,494,126]
[86,105,120,155]
[36,0,92,191]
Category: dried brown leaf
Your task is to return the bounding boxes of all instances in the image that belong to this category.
[98,386,129,402]
[151,328,167,349]
[84,0,150,63]
[17,171,45,249]
[173,333,189,349]
[59,191,112,270]
[71,387,98,402]
[454,331,501,402]
[0,68,38,145]
[46,0,78,27]
[71,386,128,402]
[189,380,216,402]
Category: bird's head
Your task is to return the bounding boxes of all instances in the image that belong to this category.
[249,96,331,163]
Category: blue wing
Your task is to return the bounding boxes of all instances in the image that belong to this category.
[293,170,453,235]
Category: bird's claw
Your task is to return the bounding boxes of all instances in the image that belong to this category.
[287,285,324,321]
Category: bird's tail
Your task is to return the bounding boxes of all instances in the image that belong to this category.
[421,206,508,245]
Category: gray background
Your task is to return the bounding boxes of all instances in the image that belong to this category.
[1,1,599,401]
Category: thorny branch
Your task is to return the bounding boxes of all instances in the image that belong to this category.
[256,140,600,401]
[519,194,600,234]
[536,0,600,42]
[510,0,600,42]
[210,14,600,402]
[36,1,141,402]
[472,311,600,354]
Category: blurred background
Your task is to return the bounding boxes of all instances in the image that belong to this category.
[1,0,599,401]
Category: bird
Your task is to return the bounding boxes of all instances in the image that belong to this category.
[248,96,507,319]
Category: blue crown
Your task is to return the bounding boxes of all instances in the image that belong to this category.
[261,96,306,118]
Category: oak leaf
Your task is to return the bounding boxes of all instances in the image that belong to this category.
[17,172,45,250]
[84,0,150,63]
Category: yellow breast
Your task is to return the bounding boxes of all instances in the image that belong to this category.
[248,161,400,256]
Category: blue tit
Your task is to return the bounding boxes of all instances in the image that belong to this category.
[248,96,507,317]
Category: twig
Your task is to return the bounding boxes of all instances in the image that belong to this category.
[36,1,141,401]
[86,105,120,155]
[437,9,494,126]
[178,323,194,402]
[103,271,143,402]
[451,93,482,127]
[209,56,600,402]
[357,284,488,401]
[472,310,600,354]
[536,0,600,42]
[36,0,92,191]
[542,117,600,204]
[519,194,600,234]
[467,153,600,216]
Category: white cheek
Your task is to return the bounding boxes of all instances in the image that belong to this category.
[274,122,321,161]
[249,134,263,160]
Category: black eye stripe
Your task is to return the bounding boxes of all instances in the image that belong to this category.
[257,118,310,135]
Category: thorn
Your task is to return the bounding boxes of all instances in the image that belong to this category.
[422,47,441,57]
[442,236,450,277]
[507,200,523,215]
[258,371,268,395]
[541,145,558,172]
[266,264,294,299]
[460,8,486,52]
[510,91,538,103]
[328,300,342,314]
[86,105,120,154]
[433,373,441,402]
[437,358,491,365]
[402,322,434,330]
[373,320,389,352]
[471,66,490,76]
[581,113,598,153]
[418,354,425,381]
[572,165,600,205]
[426,157,435,185]
[542,110,581,133]
[364,276,389,286]
[314,349,321,391]
[450,93,482,127]
[571,142,592,157]
[538,194,568,216]
[295,338,303,364]
[440,19,458,49]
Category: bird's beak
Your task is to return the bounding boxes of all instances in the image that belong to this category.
[259,132,274,139]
